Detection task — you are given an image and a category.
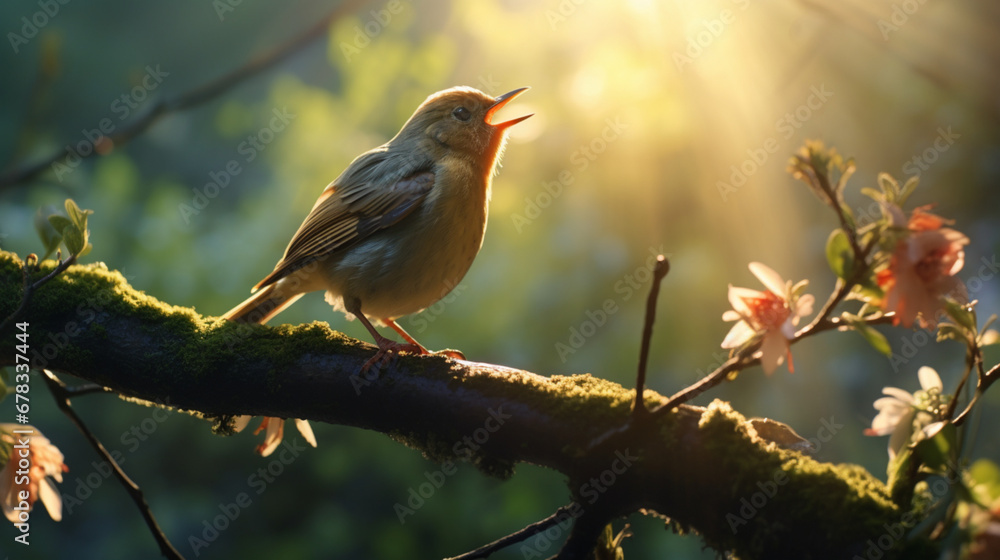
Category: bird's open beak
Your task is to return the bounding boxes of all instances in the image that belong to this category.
[486,87,533,129]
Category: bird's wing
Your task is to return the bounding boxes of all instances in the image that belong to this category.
[252,149,435,291]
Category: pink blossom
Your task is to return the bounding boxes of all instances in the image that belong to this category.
[233,416,317,457]
[0,425,68,523]
[722,262,814,375]
[877,205,969,328]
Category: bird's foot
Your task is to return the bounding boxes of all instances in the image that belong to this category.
[361,339,423,373]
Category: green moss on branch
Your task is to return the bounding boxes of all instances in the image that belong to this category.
[0,251,928,559]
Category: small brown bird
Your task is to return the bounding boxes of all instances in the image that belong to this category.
[224,86,532,367]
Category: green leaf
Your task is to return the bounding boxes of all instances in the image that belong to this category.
[898,175,919,204]
[791,279,810,298]
[851,281,885,303]
[34,207,63,259]
[914,422,956,472]
[835,157,856,193]
[942,299,976,333]
[860,187,883,202]
[937,323,966,343]
[48,215,73,236]
[55,199,94,257]
[825,229,855,279]
[853,321,892,356]
[64,198,93,232]
[878,173,900,200]
[969,459,1000,502]
[62,225,86,256]
[887,446,916,506]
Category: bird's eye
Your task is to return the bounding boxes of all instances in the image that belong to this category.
[452,106,472,121]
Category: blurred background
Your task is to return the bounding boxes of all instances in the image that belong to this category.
[1,0,999,558]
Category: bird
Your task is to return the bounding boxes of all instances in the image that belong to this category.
[223,85,532,367]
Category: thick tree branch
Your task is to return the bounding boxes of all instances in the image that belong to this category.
[0,252,932,559]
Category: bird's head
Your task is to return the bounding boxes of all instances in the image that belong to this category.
[397,86,532,171]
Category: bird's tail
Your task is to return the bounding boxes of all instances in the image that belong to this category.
[222,283,303,324]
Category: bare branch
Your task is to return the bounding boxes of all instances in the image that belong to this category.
[41,369,184,560]
[633,255,669,416]
[445,505,574,560]
[0,0,371,189]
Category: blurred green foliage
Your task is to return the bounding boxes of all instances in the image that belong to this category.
[1,1,998,558]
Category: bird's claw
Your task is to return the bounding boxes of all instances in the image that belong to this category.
[361,340,423,373]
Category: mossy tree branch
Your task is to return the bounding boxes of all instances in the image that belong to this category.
[0,251,933,559]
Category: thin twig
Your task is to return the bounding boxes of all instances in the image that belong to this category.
[0,0,371,189]
[3,42,60,172]
[0,253,76,331]
[954,363,1000,427]
[65,383,113,397]
[444,505,573,560]
[797,313,895,340]
[945,345,977,422]
[633,255,670,416]
[648,313,895,418]
[650,353,759,417]
[801,236,879,336]
[981,361,1000,391]
[41,370,185,560]
[804,278,848,334]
